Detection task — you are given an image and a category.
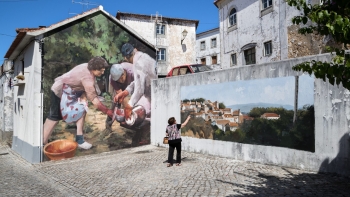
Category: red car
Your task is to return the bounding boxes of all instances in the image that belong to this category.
[166,64,212,77]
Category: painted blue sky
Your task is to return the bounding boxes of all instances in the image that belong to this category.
[181,75,314,107]
[0,0,218,62]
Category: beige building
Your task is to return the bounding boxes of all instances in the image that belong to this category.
[116,12,199,77]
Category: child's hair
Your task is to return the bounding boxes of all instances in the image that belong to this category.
[168,117,175,125]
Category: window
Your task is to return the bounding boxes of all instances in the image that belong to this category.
[212,56,217,65]
[262,0,273,9]
[244,48,256,65]
[179,67,189,75]
[157,48,166,61]
[172,68,179,76]
[231,54,237,66]
[201,58,206,65]
[200,41,206,50]
[229,8,237,27]
[211,38,217,48]
[264,41,272,56]
[156,24,165,35]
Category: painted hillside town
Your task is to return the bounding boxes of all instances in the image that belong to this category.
[181,98,315,152]
[180,74,315,152]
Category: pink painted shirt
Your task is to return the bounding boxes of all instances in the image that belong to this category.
[51,63,98,101]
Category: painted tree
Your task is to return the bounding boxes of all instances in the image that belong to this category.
[286,0,350,89]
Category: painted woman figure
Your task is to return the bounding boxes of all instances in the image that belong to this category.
[166,115,191,167]
[43,57,113,149]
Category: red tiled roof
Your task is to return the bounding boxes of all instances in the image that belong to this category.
[262,113,280,117]
[229,122,238,127]
[216,120,230,125]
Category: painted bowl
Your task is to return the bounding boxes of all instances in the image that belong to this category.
[43,139,78,161]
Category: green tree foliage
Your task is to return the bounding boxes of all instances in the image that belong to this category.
[211,106,314,152]
[218,102,226,109]
[190,98,205,103]
[286,0,350,89]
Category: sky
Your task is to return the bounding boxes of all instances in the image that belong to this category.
[0,0,219,63]
[181,75,315,107]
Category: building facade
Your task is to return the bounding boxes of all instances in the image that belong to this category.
[116,12,199,77]
[196,27,221,70]
[214,0,325,68]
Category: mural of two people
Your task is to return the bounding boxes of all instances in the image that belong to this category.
[42,13,156,159]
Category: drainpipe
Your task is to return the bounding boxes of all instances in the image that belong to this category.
[37,38,44,162]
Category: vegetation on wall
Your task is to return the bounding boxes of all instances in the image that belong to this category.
[286,0,350,89]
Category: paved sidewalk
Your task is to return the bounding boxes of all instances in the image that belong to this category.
[0,144,349,197]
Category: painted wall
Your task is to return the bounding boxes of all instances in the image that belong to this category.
[42,13,156,161]
[180,75,315,152]
[12,40,42,163]
[216,0,300,68]
[118,15,197,75]
[151,53,350,176]
[0,60,14,143]
[196,28,221,70]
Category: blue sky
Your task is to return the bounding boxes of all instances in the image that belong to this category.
[181,75,315,107]
[0,0,219,62]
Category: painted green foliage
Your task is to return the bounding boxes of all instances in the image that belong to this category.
[42,13,152,120]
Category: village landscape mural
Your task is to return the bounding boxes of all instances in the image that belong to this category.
[42,12,156,160]
[181,75,315,152]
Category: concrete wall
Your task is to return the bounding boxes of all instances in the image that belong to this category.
[151,53,350,176]
[0,60,14,143]
[118,16,197,75]
[196,28,221,70]
[12,39,43,163]
[216,0,300,68]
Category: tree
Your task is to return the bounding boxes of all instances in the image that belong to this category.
[286,0,350,89]
[218,102,226,109]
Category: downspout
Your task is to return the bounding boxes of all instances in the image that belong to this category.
[38,38,44,162]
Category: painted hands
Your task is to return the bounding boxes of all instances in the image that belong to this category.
[114,90,129,103]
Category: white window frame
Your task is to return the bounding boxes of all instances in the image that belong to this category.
[156,24,165,35]
[200,41,206,51]
[264,41,272,56]
[157,48,166,61]
[228,8,237,27]
[262,0,273,9]
[211,38,217,48]
[231,53,237,66]
[244,48,256,65]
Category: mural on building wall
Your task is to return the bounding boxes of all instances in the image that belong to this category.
[181,75,315,152]
[42,13,156,159]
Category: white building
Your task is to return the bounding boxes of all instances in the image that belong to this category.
[116,12,199,77]
[214,0,324,68]
[196,27,221,70]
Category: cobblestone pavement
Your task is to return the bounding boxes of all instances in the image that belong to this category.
[1,144,350,197]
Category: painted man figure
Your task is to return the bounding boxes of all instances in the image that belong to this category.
[43,57,113,149]
[106,62,134,128]
[114,43,157,120]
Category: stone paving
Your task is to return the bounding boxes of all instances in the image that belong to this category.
[0,144,350,197]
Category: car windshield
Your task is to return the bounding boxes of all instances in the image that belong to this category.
[190,64,212,73]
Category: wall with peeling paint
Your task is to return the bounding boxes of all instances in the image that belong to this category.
[151,53,350,176]
[196,28,221,70]
[0,60,14,143]
[118,15,197,76]
[11,40,43,163]
[216,0,301,68]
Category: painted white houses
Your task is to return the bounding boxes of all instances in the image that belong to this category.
[196,27,221,70]
[261,112,280,120]
[213,0,326,68]
[116,12,199,77]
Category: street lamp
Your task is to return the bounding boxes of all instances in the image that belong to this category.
[181,29,188,44]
